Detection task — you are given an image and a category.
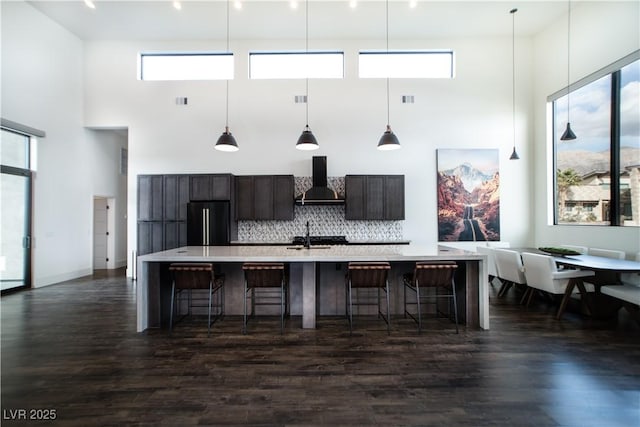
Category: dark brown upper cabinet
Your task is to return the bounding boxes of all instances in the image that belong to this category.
[189,174,232,201]
[138,175,164,221]
[163,175,190,221]
[345,175,405,220]
[235,175,294,220]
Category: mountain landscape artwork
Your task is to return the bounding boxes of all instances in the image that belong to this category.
[437,149,500,241]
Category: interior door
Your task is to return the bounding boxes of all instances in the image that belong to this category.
[93,198,108,270]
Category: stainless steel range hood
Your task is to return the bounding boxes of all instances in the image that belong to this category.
[295,156,344,205]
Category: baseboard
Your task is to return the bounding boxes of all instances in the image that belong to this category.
[34,268,93,288]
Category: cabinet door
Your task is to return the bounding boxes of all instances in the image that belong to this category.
[211,174,232,200]
[345,175,366,220]
[365,175,385,220]
[273,175,294,220]
[190,174,232,201]
[189,175,212,201]
[137,221,163,255]
[254,176,274,220]
[138,175,163,221]
[235,176,254,220]
[384,175,405,220]
[164,221,187,250]
[164,175,189,221]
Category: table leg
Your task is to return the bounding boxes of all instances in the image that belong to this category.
[302,262,316,329]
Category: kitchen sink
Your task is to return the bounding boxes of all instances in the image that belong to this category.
[286,246,332,250]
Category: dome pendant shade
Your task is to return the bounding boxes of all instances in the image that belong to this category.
[377,125,401,151]
[509,146,520,160]
[215,126,239,152]
[296,125,319,151]
[560,122,576,141]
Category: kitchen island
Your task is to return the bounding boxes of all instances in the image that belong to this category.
[136,244,488,332]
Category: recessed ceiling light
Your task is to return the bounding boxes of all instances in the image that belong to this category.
[409,0,418,9]
[234,1,242,10]
[173,1,181,11]
[84,0,95,9]
[290,1,298,10]
[349,0,357,9]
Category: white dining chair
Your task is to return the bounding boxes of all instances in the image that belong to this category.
[493,249,527,299]
[601,252,640,311]
[588,248,625,260]
[620,252,640,287]
[560,245,588,255]
[521,252,595,320]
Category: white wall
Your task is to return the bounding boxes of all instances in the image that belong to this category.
[1,2,128,286]
[88,129,129,268]
[532,1,640,257]
[83,35,534,268]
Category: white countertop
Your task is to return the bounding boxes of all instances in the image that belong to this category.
[138,244,483,263]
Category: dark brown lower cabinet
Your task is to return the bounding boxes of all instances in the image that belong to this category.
[137,222,163,255]
[164,221,187,250]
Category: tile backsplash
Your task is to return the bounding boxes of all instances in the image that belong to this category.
[237,177,403,242]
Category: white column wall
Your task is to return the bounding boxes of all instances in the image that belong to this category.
[1,2,128,286]
[532,1,640,257]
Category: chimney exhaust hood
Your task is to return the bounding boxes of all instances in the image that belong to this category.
[295,156,344,205]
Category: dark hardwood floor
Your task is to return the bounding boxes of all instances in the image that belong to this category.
[1,270,639,426]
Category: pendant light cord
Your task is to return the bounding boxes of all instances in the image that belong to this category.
[305,0,309,127]
[511,8,516,148]
[566,0,571,122]
[225,0,230,129]
[385,0,390,127]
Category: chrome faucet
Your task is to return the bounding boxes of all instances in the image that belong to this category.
[305,221,311,249]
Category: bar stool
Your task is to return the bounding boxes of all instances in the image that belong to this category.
[168,262,225,336]
[403,262,459,333]
[345,262,391,335]
[242,263,288,335]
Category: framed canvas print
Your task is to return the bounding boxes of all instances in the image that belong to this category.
[437,148,500,241]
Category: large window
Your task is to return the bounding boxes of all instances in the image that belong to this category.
[358,50,454,78]
[249,51,344,79]
[139,52,234,81]
[551,52,639,226]
[1,121,40,293]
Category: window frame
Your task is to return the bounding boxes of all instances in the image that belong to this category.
[548,50,640,227]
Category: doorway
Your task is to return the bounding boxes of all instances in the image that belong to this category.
[93,197,109,270]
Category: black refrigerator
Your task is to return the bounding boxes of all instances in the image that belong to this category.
[187,201,231,246]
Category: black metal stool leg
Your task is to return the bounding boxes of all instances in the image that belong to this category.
[451,279,459,334]
[169,281,176,335]
[242,279,248,335]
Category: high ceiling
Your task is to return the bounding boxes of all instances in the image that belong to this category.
[25,0,574,41]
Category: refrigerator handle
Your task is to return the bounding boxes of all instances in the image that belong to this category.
[205,208,210,245]
[202,209,206,246]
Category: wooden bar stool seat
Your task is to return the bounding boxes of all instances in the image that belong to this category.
[345,262,391,335]
[168,262,225,336]
[403,261,459,333]
[242,262,288,334]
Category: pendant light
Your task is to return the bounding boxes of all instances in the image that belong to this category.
[509,8,520,160]
[296,0,319,150]
[377,0,401,151]
[560,0,576,141]
[215,0,239,152]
